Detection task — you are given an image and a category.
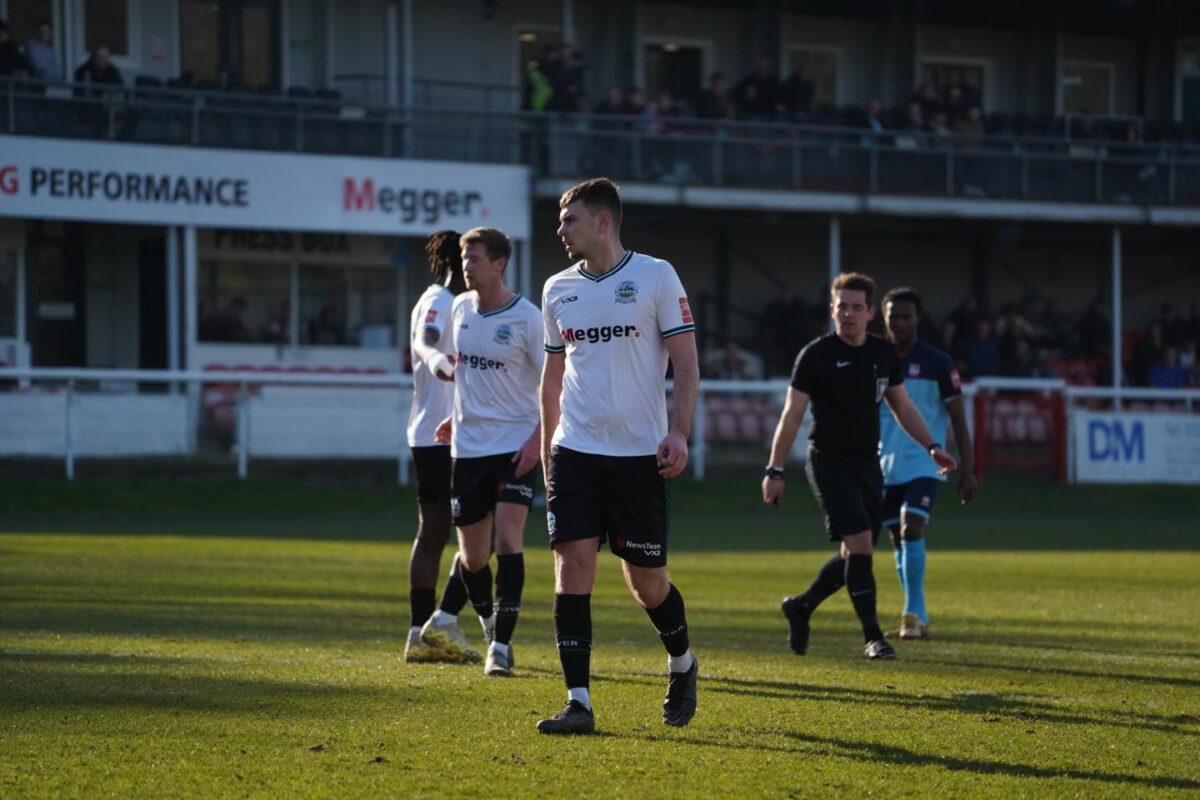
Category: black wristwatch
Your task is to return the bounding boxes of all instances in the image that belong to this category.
[927,443,943,456]
[764,466,785,479]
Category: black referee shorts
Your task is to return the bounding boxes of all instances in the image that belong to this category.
[411,445,452,506]
[545,445,669,568]
[804,446,884,542]
[451,452,535,527]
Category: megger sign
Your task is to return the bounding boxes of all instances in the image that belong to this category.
[0,135,530,237]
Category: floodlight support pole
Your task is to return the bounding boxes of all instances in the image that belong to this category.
[562,0,575,44]
[386,4,400,107]
[166,227,180,391]
[1111,226,1122,395]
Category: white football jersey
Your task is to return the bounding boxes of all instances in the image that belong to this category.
[407,284,455,448]
[542,251,695,457]
[449,292,543,459]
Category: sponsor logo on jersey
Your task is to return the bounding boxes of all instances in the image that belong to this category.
[560,295,578,304]
[875,377,889,403]
[493,324,514,345]
[457,351,507,371]
[908,362,921,377]
[614,280,639,304]
[679,296,693,324]
[425,308,438,323]
[560,324,639,343]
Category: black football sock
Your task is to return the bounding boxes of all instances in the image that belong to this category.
[439,555,469,616]
[845,554,884,642]
[644,583,690,658]
[459,562,494,621]
[800,554,846,611]
[409,587,435,629]
[554,593,592,690]
[494,553,524,645]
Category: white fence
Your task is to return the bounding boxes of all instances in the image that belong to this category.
[1,369,1197,484]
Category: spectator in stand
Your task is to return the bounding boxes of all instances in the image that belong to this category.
[999,336,1037,377]
[964,318,999,378]
[1076,299,1110,359]
[929,110,952,137]
[1132,322,1166,386]
[733,57,781,121]
[704,340,757,380]
[1178,339,1196,374]
[1160,302,1188,346]
[548,43,586,112]
[864,99,886,134]
[0,20,30,77]
[779,64,814,120]
[903,101,928,132]
[74,45,122,94]
[624,86,647,117]
[592,85,625,115]
[25,19,60,81]
[1187,301,1200,344]
[954,107,985,138]
[946,295,983,342]
[697,71,735,120]
[945,85,965,123]
[1148,347,1185,389]
[525,54,553,111]
[913,81,942,122]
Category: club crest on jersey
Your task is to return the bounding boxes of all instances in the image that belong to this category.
[614,280,639,304]
[493,324,514,345]
[908,362,921,378]
[875,377,888,403]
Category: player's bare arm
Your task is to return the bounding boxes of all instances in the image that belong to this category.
[945,395,979,503]
[659,331,699,478]
[413,327,456,382]
[884,385,957,475]
[763,387,810,506]
[540,351,566,466]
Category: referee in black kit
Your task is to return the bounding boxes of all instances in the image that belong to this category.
[762,273,956,659]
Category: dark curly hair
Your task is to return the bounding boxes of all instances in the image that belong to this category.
[425,229,462,285]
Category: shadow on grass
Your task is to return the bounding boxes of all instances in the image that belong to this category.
[0,651,403,715]
[621,728,1200,792]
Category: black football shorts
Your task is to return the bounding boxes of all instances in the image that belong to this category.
[804,446,884,542]
[451,452,535,527]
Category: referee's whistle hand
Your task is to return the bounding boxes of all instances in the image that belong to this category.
[762,476,784,506]
[656,432,689,478]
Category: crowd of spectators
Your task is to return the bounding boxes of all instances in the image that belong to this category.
[755,289,1200,389]
[0,18,70,81]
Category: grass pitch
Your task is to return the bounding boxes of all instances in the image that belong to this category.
[1,477,1198,798]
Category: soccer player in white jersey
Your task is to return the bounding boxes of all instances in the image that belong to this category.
[403,230,472,663]
[420,227,543,677]
[536,178,701,735]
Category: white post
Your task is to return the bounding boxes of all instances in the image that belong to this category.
[692,386,707,480]
[64,378,75,480]
[324,0,336,93]
[166,227,180,386]
[236,380,249,479]
[518,239,532,300]
[828,215,841,331]
[402,0,414,110]
[562,0,575,44]
[279,0,292,91]
[386,4,400,107]
[1111,226,1122,395]
[183,225,199,449]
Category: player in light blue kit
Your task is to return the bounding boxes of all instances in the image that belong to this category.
[879,288,979,640]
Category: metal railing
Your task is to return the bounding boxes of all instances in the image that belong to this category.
[7,77,1200,207]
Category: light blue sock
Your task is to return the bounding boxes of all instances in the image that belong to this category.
[893,543,905,596]
[902,538,928,624]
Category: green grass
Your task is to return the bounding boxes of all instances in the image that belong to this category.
[1,478,1199,798]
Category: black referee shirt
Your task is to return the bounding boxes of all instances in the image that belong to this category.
[789,333,904,460]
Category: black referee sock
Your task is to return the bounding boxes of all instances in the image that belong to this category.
[845,554,884,643]
[460,562,494,621]
[409,587,435,629]
[494,553,524,645]
[800,554,847,610]
[438,556,469,616]
[644,583,690,658]
[554,593,592,690]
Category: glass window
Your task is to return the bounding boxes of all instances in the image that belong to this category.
[299,264,396,347]
[0,250,17,339]
[643,42,704,112]
[1061,63,1112,115]
[83,0,129,57]
[919,61,986,109]
[787,48,837,107]
[238,4,273,88]
[7,0,54,47]
[198,260,290,343]
[180,1,220,83]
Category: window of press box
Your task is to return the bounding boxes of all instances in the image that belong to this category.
[198,260,290,344]
[299,264,397,347]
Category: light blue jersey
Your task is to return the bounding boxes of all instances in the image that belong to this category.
[880,340,961,486]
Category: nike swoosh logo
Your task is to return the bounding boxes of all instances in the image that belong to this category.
[836,361,851,368]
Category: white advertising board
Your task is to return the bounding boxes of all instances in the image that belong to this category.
[1072,409,1200,484]
[0,135,530,238]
